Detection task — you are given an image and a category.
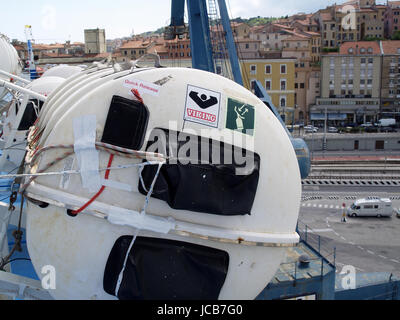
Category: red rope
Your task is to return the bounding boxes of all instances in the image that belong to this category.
[69,154,114,216]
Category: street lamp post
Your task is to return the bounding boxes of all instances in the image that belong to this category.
[324,107,328,153]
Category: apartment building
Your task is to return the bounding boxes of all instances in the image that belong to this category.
[384,1,400,38]
[235,39,262,59]
[241,58,296,123]
[313,0,385,49]
[281,32,321,123]
[312,41,382,125]
[250,24,293,52]
[380,40,400,120]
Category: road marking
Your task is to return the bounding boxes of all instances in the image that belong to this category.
[367,250,375,255]
[303,228,334,233]
[340,236,347,241]
[349,242,355,246]
[358,246,365,251]
[378,255,387,260]
[390,259,400,264]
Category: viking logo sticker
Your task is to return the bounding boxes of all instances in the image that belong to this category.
[189,91,219,109]
[184,85,221,128]
[226,98,255,136]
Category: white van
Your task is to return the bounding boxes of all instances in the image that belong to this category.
[347,198,394,218]
[377,119,396,127]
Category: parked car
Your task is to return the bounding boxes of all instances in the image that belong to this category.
[347,198,394,218]
[360,122,373,127]
[328,127,338,133]
[304,125,318,133]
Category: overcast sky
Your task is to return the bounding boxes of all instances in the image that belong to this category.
[2,0,386,43]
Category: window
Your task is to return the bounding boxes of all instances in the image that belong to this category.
[280,96,286,107]
[281,79,287,90]
[300,83,305,89]
[265,79,271,90]
[361,58,366,64]
[280,64,287,74]
[265,64,271,74]
[250,65,257,75]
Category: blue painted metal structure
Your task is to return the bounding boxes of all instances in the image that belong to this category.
[335,273,400,300]
[25,26,38,80]
[253,81,311,179]
[215,0,243,85]
[169,0,242,84]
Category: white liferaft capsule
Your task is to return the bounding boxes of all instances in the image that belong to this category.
[0,34,21,100]
[23,67,301,300]
[2,76,66,166]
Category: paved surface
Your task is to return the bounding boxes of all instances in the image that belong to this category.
[299,188,400,278]
[313,155,400,161]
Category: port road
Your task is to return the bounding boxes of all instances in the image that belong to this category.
[299,186,400,277]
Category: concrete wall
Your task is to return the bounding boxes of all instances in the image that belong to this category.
[304,133,400,152]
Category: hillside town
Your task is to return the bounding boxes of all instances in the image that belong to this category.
[10,0,400,126]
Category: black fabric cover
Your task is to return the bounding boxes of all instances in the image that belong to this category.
[101,95,149,150]
[103,236,229,300]
[18,99,44,131]
[138,129,260,216]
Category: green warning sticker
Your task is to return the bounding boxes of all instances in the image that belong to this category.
[225,98,255,136]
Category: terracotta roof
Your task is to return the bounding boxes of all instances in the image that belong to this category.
[388,1,400,7]
[13,45,25,51]
[41,52,72,58]
[284,34,311,41]
[120,40,153,49]
[339,41,381,55]
[148,44,168,54]
[272,23,294,30]
[381,40,400,54]
[235,38,261,43]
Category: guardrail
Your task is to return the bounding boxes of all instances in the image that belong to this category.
[297,220,336,267]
